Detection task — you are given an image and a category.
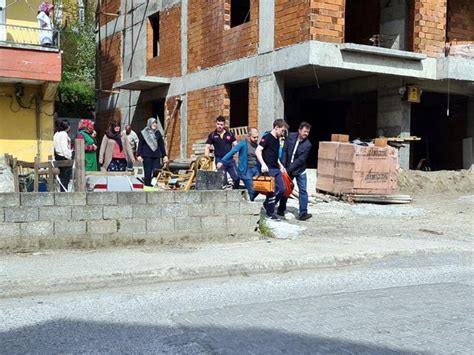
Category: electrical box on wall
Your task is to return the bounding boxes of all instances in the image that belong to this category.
[407,86,422,103]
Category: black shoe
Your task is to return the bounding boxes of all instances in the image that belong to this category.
[276,211,286,219]
[298,213,312,221]
[266,214,281,221]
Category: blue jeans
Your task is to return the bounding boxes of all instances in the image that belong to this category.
[264,168,284,216]
[217,158,240,189]
[240,166,260,201]
[277,172,308,217]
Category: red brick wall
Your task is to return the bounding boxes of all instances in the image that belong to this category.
[187,0,259,73]
[310,0,345,43]
[165,97,182,159]
[147,5,182,77]
[99,32,121,97]
[447,0,474,44]
[186,86,230,156]
[412,0,447,57]
[275,0,344,49]
[248,77,258,129]
[99,0,121,27]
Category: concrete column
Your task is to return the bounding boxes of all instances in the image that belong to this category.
[258,74,284,134]
[258,0,274,54]
[465,98,474,169]
[377,80,411,169]
[379,0,407,50]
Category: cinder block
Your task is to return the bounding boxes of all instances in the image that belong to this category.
[118,192,146,205]
[40,206,72,221]
[227,215,258,230]
[146,191,175,204]
[55,192,87,206]
[0,223,20,237]
[17,236,40,250]
[227,190,248,202]
[201,216,226,230]
[87,220,117,234]
[103,206,133,219]
[86,192,118,205]
[5,207,38,222]
[0,208,3,222]
[161,203,188,217]
[132,205,162,218]
[20,221,53,237]
[240,202,261,215]
[175,217,201,231]
[118,218,147,234]
[0,193,20,207]
[188,204,214,217]
[174,191,202,204]
[214,202,240,215]
[72,206,103,220]
[201,191,227,204]
[146,218,175,233]
[54,221,86,235]
[21,193,55,207]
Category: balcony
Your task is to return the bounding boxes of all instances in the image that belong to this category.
[0,23,61,85]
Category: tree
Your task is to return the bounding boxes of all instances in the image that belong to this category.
[56,0,95,118]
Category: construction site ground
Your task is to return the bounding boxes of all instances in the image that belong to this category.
[1,170,472,298]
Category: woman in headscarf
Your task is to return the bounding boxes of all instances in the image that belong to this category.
[37,2,54,46]
[76,119,98,172]
[98,122,135,171]
[53,119,73,192]
[137,118,168,186]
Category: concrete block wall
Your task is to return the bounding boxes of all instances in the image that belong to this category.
[0,191,260,253]
[147,5,182,77]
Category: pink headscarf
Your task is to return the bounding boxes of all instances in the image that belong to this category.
[38,2,54,14]
[78,119,94,133]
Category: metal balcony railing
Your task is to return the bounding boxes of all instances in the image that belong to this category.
[0,23,60,50]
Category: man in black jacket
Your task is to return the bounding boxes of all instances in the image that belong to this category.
[278,122,312,221]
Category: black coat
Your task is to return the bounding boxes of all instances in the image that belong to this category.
[137,130,167,159]
[281,132,312,176]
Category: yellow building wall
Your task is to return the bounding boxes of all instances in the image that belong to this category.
[0,84,54,161]
[5,0,44,45]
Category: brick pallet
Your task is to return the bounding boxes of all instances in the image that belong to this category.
[317,142,398,195]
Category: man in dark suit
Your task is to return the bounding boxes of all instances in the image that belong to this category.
[277,122,312,221]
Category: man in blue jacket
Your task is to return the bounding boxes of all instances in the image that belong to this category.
[277,122,313,221]
[217,128,260,200]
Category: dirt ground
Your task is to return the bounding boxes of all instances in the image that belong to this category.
[276,169,474,242]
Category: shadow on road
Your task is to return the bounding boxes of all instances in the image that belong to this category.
[0,319,421,354]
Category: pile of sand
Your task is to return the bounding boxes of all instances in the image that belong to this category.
[396,169,474,194]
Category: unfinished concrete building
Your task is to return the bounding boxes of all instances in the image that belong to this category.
[96,0,474,170]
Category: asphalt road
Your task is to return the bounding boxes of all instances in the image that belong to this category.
[1,252,472,354]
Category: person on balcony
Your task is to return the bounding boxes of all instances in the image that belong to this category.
[37,2,54,46]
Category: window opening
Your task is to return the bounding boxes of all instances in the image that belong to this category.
[230,0,250,28]
[149,12,160,57]
[229,81,249,128]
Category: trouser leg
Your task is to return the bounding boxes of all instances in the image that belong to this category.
[296,173,308,216]
[143,157,154,186]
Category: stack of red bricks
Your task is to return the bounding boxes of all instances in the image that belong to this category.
[317,141,398,195]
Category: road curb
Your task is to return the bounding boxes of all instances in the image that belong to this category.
[1,247,470,299]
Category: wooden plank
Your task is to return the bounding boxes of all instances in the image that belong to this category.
[47,161,55,192]
[12,157,19,193]
[33,155,40,192]
[74,139,85,192]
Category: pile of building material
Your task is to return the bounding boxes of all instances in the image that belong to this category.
[317,136,398,195]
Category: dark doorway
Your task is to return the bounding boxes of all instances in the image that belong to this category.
[229,81,249,128]
[410,92,467,170]
[345,0,380,45]
[285,92,378,168]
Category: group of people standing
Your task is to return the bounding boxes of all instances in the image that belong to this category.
[205,116,313,222]
[52,118,168,191]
